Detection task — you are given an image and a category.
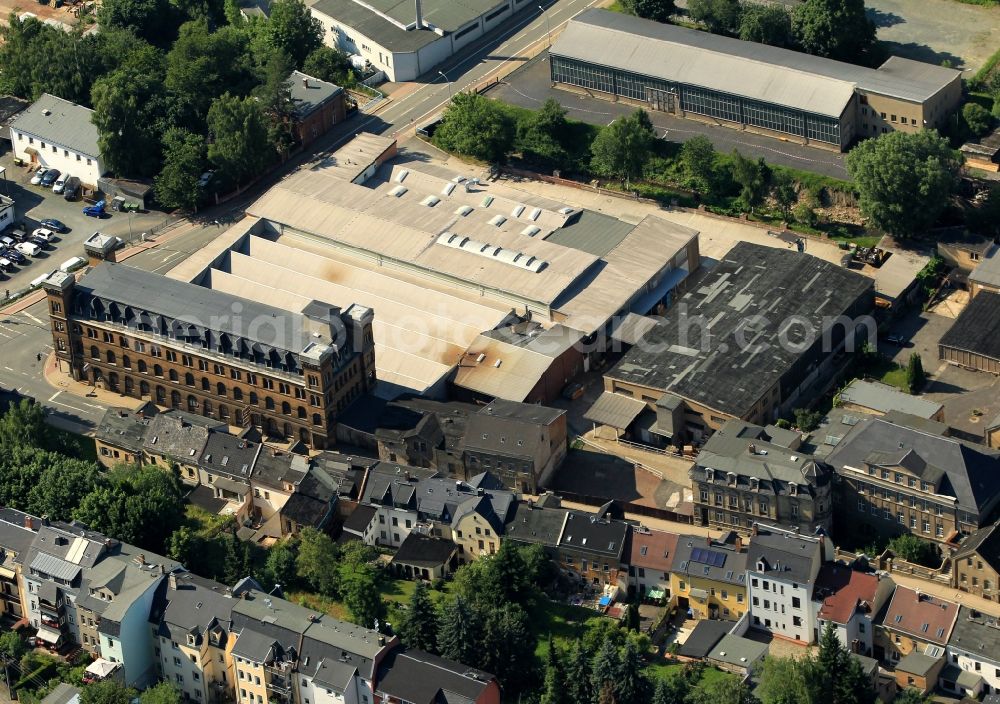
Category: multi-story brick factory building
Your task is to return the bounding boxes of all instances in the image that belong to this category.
[43,263,376,449]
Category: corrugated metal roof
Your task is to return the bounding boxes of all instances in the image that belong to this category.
[584,391,646,429]
[30,552,81,582]
[10,93,100,158]
[554,10,959,116]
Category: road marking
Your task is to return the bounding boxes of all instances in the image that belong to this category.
[22,311,43,325]
[47,390,94,414]
[3,366,12,371]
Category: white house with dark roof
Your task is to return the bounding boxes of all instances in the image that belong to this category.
[10,93,104,186]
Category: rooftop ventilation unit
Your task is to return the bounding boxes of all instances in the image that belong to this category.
[435,232,546,273]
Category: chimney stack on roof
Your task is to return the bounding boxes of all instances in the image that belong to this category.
[168,573,178,591]
[302,77,309,88]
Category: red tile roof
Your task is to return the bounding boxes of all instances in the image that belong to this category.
[881,586,958,646]
[814,564,879,625]
[629,528,679,572]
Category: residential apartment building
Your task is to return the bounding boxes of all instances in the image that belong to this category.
[297,615,395,704]
[813,563,895,656]
[94,405,158,468]
[944,606,1000,698]
[692,420,833,535]
[44,264,376,450]
[151,571,237,704]
[142,411,223,482]
[0,508,39,622]
[504,498,568,561]
[827,416,1000,548]
[876,586,958,664]
[953,521,1000,600]
[746,526,831,644]
[557,509,628,590]
[670,534,748,621]
[625,526,678,601]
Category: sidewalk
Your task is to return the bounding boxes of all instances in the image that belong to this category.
[41,351,138,412]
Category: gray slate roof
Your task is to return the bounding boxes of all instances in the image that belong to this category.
[289,71,343,119]
[94,406,157,453]
[826,416,1000,516]
[707,634,768,669]
[939,291,1000,362]
[464,399,564,459]
[970,252,1000,289]
[74,263,333,355]
[606,242,874,418]
[673,535,748,586]
[505,502,567,547]
[747,529,822,584]
[375,649,496,704]
[558,511,627,559]
[391,533,456,567]
[142,411,219,462]
[0,508,39,557]
[949,606,1000,664]
[299,612,386,681]
[199,432,260,479]
[10,93,99,157]
[156,571,236,644]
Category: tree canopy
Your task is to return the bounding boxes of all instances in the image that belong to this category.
[590,109,656,187]
[621,0,676,23]
[433,93,516,164]
[688,0,742,35]
[792,0,877,62]
[846,130,961,237]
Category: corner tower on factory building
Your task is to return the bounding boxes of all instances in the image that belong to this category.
[43,264,376,449]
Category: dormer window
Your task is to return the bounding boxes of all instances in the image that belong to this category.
[789,483,798,496]
[750,477,759,491]
[187,634,197,646]
[705,468,714,481]
[727,472,736,486]
[757,560,766,572]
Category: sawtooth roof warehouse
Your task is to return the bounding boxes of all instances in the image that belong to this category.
[550,9,962,152]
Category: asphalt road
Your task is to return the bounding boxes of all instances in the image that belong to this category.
[491,53,850,179]
[0,0,604,435]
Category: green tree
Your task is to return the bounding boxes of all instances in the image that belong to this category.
[302,46,354,86]
[888,533,938,567]
[516,98,570,169]
[295,527,340,595]
[590,109,656,188]
[207,92,272,186]
[621,0,675,23]
[156,128,207,211]
[0,398,47,448]
[97,0,171,44]
[688,0,741,34]
[598,682,617,704]
[651,674,689,704]
[739,3,792,46]
[893,690,931,704]
[433,93,516,163]
[138,682,183,704]
[540,637,567,704]
[962,102,992,139]
[730,150,771,212]
[846,130,961,237]
[91,48,169,177]
[615,637,648,703]
[480,604,536,696]
[680,135,717,196]
[80,680,138,704]
[257,0,322,68]
[772,172,797,220]
[810,621,875,704]
[792,0,876,62]
[338,561,385,628]
[166,526,203,567]
[793,408,823,432]
[757,656,813,704]
[254,49,297,158]
[74,465,185,552]
[261,539,299,592]
[28,460,103,521]
[0,631,26,662]
[437,595,482,666]
[563,641,593,704]
[590,636,621,696]
[905,353,925,393]
[398,581,438,653]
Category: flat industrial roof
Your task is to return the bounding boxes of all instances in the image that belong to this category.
[839,379,943,419]
[309,0,505,53]
[606,241,874,417]
[553,10,960,117]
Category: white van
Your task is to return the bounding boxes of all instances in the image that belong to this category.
[53,173,71,194]
[59,256,87,273]
[15,241,40,257]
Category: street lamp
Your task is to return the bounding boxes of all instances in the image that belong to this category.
[538,5,551,47]
[438,70,453,99]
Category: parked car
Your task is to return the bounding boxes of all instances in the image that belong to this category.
[40,169,60,187]
[197,170,214,188]
[3,248,26,264]
[52,172,70,194]
[29,167,49,186]
[39,219,67,233]
[83,200,105,217]
[8,227,27,242]
[28,236,50,250]
[62,178,80,201]
[15,241,40,257]
[885,334,908,346]
[0,256,10,271]
[561,382,585,401]
[0,236,13,248]
[30,270,56,288]
[59,256,86,272]
[31,228,55,243]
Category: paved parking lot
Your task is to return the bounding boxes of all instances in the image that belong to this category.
[0,149,171,294]
[490,53,849,179]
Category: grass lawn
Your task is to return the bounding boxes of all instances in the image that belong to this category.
[287,590,351,621]
[644,660,735,686]
[183,503,231,538]
[528,597,606,658]
[880,366,910,392]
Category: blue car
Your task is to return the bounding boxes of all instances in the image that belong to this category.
[40,169,60,188]
[39,219,67,233]
[83,200,105,217]
[2,248,25,264]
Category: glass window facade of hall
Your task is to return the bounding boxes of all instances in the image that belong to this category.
[551,56,842,145]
